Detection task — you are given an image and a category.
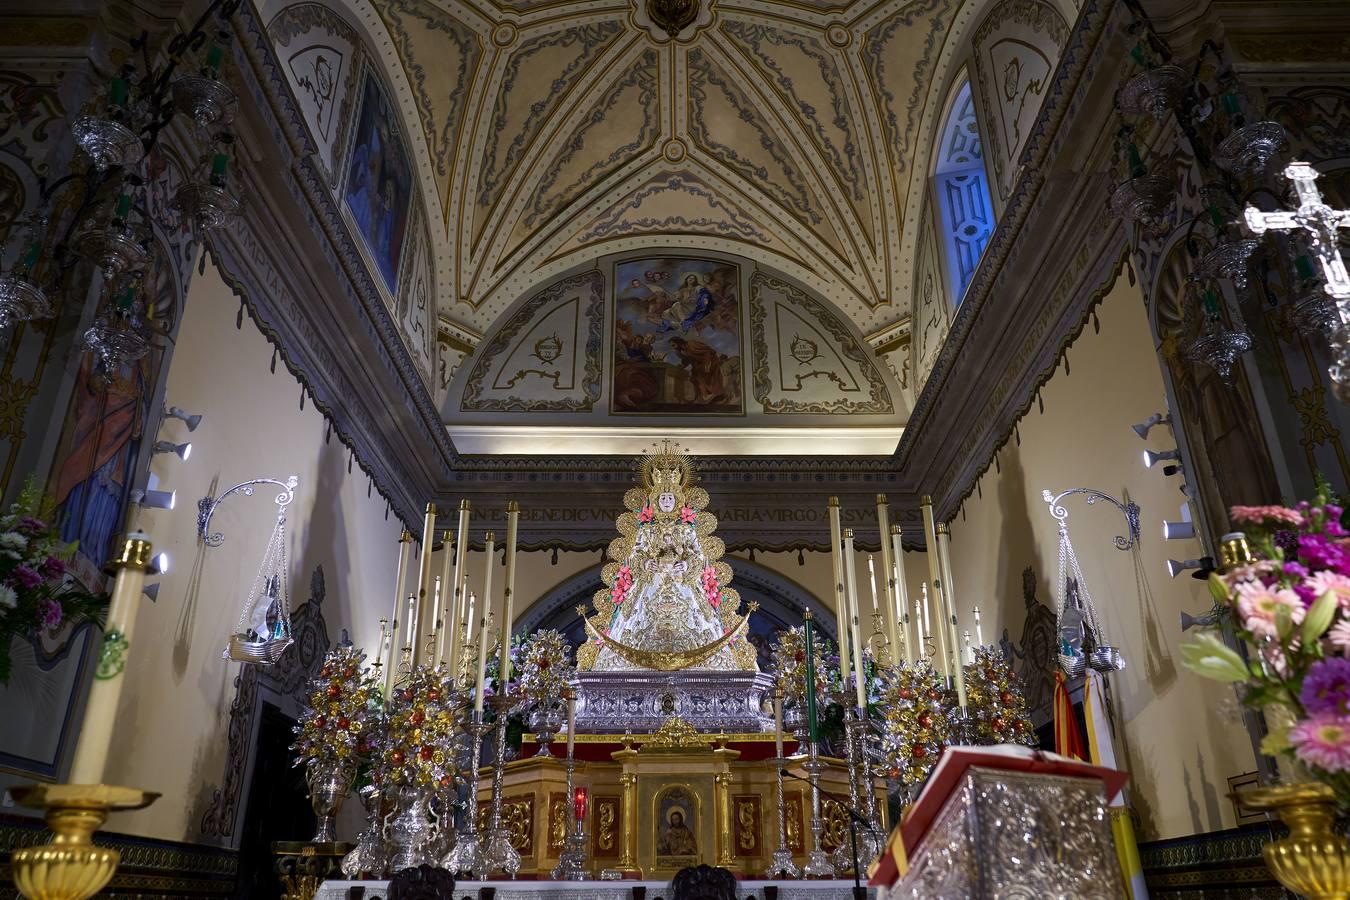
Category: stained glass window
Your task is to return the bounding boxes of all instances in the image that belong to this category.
[933,78,993,304]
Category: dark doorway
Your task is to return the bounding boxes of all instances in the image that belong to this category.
[234,702,314,899]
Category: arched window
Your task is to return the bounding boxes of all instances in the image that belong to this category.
[933,77,994,304]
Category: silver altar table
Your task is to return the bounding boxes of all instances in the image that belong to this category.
[890,766,1125,900]
[317,879,874,900]
[572,670,775,733]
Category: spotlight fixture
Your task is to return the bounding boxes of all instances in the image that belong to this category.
[138,488,176,510]
[1131,411,1172,439]
[1163,502,1196,540]
[153,440,192,461]
[164,405,203,431]
[1143,448,1181,468]
[1167,557,1206,578]
[151,551,170,575]
[143,583,161,602]
[1180,609,1220,632]
[1161,463,1182,477]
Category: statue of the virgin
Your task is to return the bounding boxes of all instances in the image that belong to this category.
[578,443,757,672]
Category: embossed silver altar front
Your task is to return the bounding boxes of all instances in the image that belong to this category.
[572,671,774,733]
[895,768,1123,900]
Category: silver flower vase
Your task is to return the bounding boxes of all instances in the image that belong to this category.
[529,704,563,757]
[342,784,388,878]
[306,761,354,843]
[387,786,435,872]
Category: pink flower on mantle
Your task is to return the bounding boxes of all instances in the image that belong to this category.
[680,506,696,524]
[638,505,653,524]
[1291,714,1350,773]
[611,565,634,606]
[702,564,721,608]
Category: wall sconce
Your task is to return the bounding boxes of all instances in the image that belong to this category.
[1143,448,1181,468]
[1180,608,1220,631]
[142,583,161,602]
[1131,411,1172,439]
[164,406,203,431]
[137,488,176,510]
[151,551,170,575]
[1167,557,1207,577]
[153,440,192,461]
[1162,520,1195,540]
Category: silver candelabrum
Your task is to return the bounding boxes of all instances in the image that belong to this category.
[801,736,835,879]
[443,711,492,878]
[834,704,885,874]
[483,693,522,878]
[551,731,590,879]
[766,749,800,879]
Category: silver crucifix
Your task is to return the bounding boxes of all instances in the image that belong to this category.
[1245,161,1350,301]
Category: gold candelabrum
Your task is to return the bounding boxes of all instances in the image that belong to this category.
[1240,782,1350,899]
[10,533,160,900]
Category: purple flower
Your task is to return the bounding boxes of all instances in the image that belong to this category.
[12,564,41,589]
[1303,657,1350,716]
[16,516,45,534]
[1275,529,1300,559]
[38,599,61,630]
[40,555,64,579]
[1298,534,1350,576]
[1285,561,1311,580]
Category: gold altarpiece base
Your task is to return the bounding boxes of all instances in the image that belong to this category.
[469,733,883,879]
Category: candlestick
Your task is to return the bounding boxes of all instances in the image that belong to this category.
[499,502,520,687]
[413,503,437,666]
[936,523,967,708]
[69,533,153,785]
[773,690,784,761]
[474,533,495,714]
[766,686,798,878]
[974,606,984,647]
[573,786,587,822]
[385,531,412,695]
[436,529,454,668]
[448,501,471,677]
[920,496,949,675]
[842,530,866,710]
[827,497,847,676]
[566,688,577,756]
[964,630,973,665]
[424,576,441,663]
[890,526,911,664]
[875,495,899,658]
[374,618,388,669]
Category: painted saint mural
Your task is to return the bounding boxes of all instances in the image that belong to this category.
[344,73,412,295]
[655,786,699,865]
[613,257,743,415]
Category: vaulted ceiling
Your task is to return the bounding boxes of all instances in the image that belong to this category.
[269,0,1000,344]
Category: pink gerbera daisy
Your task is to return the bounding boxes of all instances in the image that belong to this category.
[1290,714,1350,773]
[1308,571,1350,611]
[1331,620,1350,654]
[1235,582,1305,638]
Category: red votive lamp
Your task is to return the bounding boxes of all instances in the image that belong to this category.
[573,786,587,823]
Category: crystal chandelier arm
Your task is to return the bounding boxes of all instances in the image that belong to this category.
[1041,488,1141,551]
[197,475,298,548]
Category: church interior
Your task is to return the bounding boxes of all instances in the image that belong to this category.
[2,0,1350,897]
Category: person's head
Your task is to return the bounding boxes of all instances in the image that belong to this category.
[670,810,683,827]
[683,274,697,287]
[658,491,676,512]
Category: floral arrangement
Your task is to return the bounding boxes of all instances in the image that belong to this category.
[1182,488,1350,805]
[701,564,722,609]
[680,506,696,524]
[875,660,953,787]
[379,666,461,790]
[516,629,573,705]
[965,646,1036,746]
[638,503,653,524]
[290,644,382,771]
[771,625,838,707]
[0,480,108,684]
[611,564,634,606]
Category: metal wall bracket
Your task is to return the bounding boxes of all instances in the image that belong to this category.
[1041,488,1141,551]
[198,475,298,547]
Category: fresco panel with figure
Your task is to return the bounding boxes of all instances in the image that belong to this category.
[344,73,411,295]
[613,257,743,415]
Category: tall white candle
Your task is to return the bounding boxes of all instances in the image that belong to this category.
[843,529,866,710]
[920,583,931,640]
[875,495,899,661]
[936,524,967,708]
[974,606,984,648]
[403,593,417,653]
[920,496,949,675]
[474,532,496,714]
[500,502,520,687]
[964,630,973,665]
[385,531,412,695]
[891,525,912,665]
[436,529,454,668]
[773,691,784,761]
[413,503,437,666]
[69,532,151,785]
[448,501,471,677]
[827,498,846,670]
[566,688,577,756]
[374,618,388,670]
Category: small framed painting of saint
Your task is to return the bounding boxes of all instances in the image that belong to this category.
[654,785,700,867]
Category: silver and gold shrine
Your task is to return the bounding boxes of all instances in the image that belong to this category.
[893,767,1125,900]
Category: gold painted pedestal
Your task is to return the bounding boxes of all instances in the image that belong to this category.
[1241,782,1350,900]
[272,841,355,900]
[8,783,159,900]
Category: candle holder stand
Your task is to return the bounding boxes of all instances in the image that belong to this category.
[443,712,491,878]
[9,784,159,900]
[801,739,835,878]
[552,734,590,880]
[483,694,522,878]
[766,755,800,878]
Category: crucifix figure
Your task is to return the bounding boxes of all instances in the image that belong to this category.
[1244,161,1350,301]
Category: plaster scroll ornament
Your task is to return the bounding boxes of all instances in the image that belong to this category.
[630,0,715,44]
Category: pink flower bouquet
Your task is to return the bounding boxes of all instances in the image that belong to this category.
[1183,490,1350,804]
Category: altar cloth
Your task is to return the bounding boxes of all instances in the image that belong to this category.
[316,879,875,900]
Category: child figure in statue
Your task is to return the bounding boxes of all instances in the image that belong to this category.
[582,443,756,672]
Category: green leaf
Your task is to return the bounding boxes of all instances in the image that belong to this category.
[1260,724,1292,756]
[1180,634,1251,683]
[1304,592,1339,644]
[1208,573,1231,604]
